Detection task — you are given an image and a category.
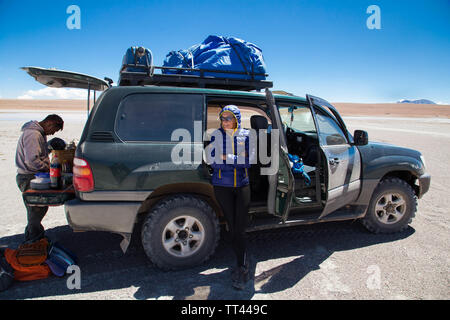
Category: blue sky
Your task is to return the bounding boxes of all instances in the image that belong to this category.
[0,0,449,103]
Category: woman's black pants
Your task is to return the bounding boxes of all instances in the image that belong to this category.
[213,184,250,267]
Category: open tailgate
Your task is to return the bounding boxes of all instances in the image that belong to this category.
[22,66,110,91]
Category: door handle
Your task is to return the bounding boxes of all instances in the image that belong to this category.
[329,158,340,165]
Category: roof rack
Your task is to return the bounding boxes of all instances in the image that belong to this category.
[118,65,273,91]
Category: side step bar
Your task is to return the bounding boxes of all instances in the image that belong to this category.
[246,205,367,232]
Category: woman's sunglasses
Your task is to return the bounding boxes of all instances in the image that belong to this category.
[220,116,234,122]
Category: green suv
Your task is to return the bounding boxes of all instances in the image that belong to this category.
[23,67,430,270]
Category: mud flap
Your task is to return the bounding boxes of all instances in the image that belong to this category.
[118,233,132,253]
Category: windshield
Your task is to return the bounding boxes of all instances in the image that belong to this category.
[278,104,316,133]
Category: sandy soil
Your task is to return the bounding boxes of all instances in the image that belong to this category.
[0,99,89,111]
[0,100,448,300]
[1,99,449,118]
[333,102,450,118]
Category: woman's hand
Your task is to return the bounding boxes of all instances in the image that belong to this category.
[222,152,247,161]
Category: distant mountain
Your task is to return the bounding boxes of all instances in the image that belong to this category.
[397,99,436,104]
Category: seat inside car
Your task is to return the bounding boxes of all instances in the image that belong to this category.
[249,115,271,200]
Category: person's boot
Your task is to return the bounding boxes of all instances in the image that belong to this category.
[232,253,251,290]
[232,265,250,290]
[231,266,240,282]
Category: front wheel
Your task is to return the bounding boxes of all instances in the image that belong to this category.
[141,195,220,270]
[361,177,417,233]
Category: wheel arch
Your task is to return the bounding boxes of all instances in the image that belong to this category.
[353,169,420,214]
[137,182,223,220]
[139,184,222,270]
[360,175,417,234]
[380,170,419,197]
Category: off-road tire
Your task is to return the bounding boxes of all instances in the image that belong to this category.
[361,177,417,234]
[141,194,220,270]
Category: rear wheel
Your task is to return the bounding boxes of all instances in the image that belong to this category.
[361,177,417,233]
[141,195,220,270]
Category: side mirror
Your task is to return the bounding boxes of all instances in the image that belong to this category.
[354,130,368,146]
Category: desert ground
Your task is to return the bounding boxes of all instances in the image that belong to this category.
[0,99,448,301]
[1,98,450,117]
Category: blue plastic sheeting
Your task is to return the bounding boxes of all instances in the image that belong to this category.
[162,35,267,80]
[288,154,311,186]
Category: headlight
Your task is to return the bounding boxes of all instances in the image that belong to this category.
[420,155,426,169]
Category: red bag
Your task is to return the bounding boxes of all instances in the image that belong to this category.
[16,238,49,266]
[4,248,51,281]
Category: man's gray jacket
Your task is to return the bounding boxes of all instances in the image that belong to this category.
[15,121,50,174]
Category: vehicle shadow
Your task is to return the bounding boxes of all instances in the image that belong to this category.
[0,220,414,300]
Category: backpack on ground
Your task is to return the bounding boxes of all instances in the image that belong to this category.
[4,248,51,281]
[15,238,49,266]
[45,243,78,277]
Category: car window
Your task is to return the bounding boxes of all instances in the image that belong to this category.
[278,104,316,132]
[207,104,270,130]
[314,108,347,145]
[115,93,203,142]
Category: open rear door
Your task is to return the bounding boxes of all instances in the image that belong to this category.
[22,67,110,91]
[265,89,294,222]
[22,67,111,115]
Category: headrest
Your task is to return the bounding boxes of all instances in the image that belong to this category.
[250,115,268,130]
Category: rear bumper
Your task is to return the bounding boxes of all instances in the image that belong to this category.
[64,199,141,234]
[418,173,431,199]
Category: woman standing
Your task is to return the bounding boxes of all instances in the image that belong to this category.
[207,105,255,290]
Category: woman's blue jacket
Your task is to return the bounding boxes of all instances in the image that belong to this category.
[206,105,255,188]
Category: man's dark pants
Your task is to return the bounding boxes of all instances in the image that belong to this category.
[16,173,48,243]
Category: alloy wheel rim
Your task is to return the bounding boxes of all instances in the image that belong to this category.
[162,215,205,257]
[374,192,406,224]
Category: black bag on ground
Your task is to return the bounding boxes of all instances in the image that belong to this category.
[0,249,14,292]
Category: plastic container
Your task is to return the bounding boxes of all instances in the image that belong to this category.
[35,172,50,179]
[30,178,51,190]
[50,154,61,189]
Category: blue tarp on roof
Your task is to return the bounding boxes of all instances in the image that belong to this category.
[162,35,267,80]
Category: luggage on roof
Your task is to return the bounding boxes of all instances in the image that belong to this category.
[118,36,272,91]
[162,35,267,81]
[120,46,153,74]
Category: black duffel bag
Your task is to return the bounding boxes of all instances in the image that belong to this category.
[0,249,14,292]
